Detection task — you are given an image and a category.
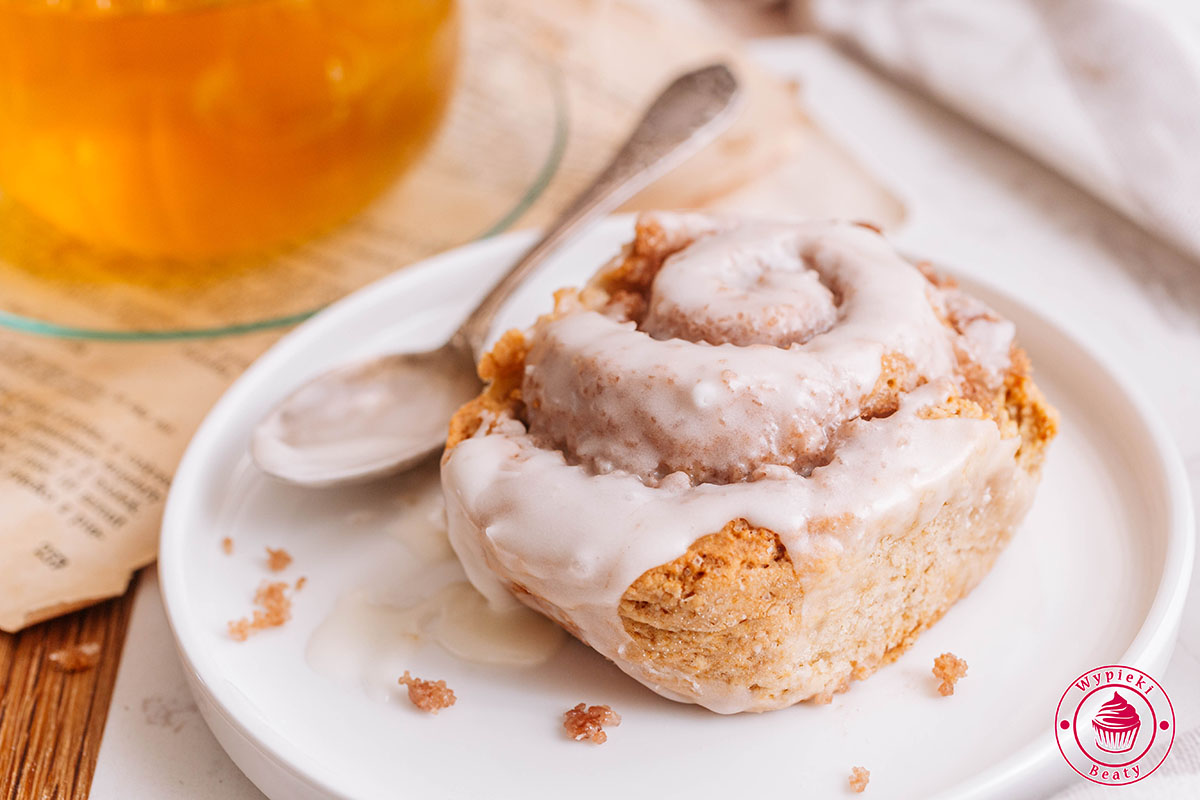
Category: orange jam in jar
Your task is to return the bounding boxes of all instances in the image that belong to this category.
[0,0,458,259]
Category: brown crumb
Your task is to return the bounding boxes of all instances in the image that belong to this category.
[849,766,870,793]
[933,652,968,696]
[47,642,101,673]
[228,581,292,641]
[563,703,621,744]
[221,537,233,555]
[852,220,883,234]
[265,547,292,572]
[294,576,307,591]
[398,671,456,714]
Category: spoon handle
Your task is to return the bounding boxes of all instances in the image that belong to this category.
[456,63,741,356]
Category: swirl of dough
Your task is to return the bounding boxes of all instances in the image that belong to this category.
[522,219,973,484]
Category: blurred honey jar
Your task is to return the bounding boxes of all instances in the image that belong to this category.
[0,0,458,259]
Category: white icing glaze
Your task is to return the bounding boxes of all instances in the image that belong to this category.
[387,462,455,563]
[940,285,1018,378]
[305,461,565,701]
[524,221,968,484]
[642,222,840,347]
[305,583,566,701]
[441,213,1025,713]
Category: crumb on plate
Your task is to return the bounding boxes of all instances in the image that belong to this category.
[221,537,233,555]
[933,652,968,696]
[563,703,621,744]
[849,766,870,793]
[48,642,101,673]
[399,671,456,714]
[265,547,292,572]
[294,576,307,591]
[228,581,292,641]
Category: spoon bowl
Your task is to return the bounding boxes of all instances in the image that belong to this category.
[251,339,478,486]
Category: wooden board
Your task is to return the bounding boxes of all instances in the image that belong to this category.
[0,575,137,799]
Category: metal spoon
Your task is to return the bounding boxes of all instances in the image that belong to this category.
[252,63,741,487]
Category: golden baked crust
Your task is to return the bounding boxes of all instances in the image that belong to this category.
[444,217,1059,709]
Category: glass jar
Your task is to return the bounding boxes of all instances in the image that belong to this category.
[0,0,459,259]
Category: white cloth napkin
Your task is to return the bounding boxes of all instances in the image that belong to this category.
[804,0,1200,262]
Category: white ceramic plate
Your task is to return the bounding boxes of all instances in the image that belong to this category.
[160,217,1193,800]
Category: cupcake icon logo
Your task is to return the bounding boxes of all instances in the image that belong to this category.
[1092,692,1140,753]
[1056,665,1175,786]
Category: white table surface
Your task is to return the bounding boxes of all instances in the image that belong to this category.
[90,38,1200,799]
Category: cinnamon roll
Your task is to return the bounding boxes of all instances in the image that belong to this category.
[441,212,1057,714]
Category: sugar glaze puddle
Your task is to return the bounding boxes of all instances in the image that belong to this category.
[303,462,564,700]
